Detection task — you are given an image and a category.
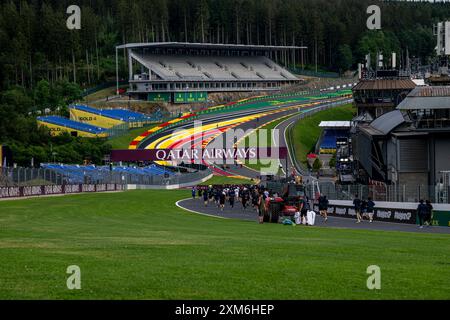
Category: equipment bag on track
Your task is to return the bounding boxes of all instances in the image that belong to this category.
[307,210,316,226]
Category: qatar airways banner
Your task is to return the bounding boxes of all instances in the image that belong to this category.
[111,147,288,163]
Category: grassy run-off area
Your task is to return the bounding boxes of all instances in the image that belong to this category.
[292,104,355,164]
[107,125,157,150]
[200,176,255,186]
[0,190,449,299]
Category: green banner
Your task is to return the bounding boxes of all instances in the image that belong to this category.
[148,92,171,102]
[430,211,450,227]
[174,92,208,104]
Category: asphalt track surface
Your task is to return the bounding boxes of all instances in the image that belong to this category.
[178,198,450,235]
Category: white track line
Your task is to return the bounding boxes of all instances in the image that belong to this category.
[175,198,229,220]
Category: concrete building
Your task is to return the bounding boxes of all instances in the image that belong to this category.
[352,78,416,119]
[353,86,450,197]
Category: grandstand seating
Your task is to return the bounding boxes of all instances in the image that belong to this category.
[41,164,174,185]
[132,54,298,82]
[70,105,151,122]
[37,116,107,134]
[319,129,349,153]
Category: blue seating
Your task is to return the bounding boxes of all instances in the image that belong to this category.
[70,105,152,122]
[41,163,173,184]
[320,129,348,150]
[37,116,107,134]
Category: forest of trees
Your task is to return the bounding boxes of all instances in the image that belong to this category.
[0,0,449,166]
[1,0,449,91]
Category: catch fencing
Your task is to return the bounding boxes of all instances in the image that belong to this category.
[308,183,450,204]
[0,166,212,189]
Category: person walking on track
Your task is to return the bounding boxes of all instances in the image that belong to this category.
[318,194,329,222]
[417,199,428,229]
[353,194,362,223]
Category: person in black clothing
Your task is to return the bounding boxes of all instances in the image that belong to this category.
[208,188,214,203]
[219,191,226,211]
[228,189,235,208]
[353,194,362,223]
[417,199,428,229]
[318,195,329,222]
[251,190,259,210]
[299,196,309,225]
[366,197,376,223]
[425,200,434,226]
[203,189,209,207]
[214,189,220,207]
[242,189,249,210]
[361,199,368,220]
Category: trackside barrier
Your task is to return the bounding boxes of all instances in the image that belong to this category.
[0,184,125,199]
[313,183,450,205]
[285,98,354,175]
[313,200,450,227]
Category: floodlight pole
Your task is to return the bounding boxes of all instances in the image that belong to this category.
[115,47,119,95]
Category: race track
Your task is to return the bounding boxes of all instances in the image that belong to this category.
[133,91,352,178]
[178,198,450,234]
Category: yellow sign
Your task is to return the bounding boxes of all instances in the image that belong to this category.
[70,108,124,128]
[37,121,107,138]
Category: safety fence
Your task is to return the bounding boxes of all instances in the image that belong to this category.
[307,183,450,204]
[105,119,163,138]
[264,179,450,205]
[289,68,341,78]
[0,166,212,189]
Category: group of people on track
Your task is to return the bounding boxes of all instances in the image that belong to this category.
[416,199,434,228]
[193,185,275,224]
[191,187,435,228]
[352,194,376,223]
[192,185,325,225]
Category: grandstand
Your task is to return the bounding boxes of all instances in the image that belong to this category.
[37,116,108,138]
[318,121,351,154]
[69,105,154,129]
[41,164,173,185]
[116,42,305,102]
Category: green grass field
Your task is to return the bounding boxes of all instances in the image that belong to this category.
[0,190,449,300]
[292,104,355,164]
[82,86,123,103]
[200,176,255,186]
[107,125,157,150]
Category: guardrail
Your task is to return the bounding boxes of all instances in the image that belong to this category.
[285,98,354,175]
[313,199,450,227]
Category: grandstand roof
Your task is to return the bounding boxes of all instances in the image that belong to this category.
[353,79,416,91]
[117,42,307,51]
[130,53,298,82]
[37,116,107,134]
[70,105,151,122]
[319,121,351,128]
[397,86,450,110]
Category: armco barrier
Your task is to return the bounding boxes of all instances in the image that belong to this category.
[0,184,124,200]
[313,200,450,227]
